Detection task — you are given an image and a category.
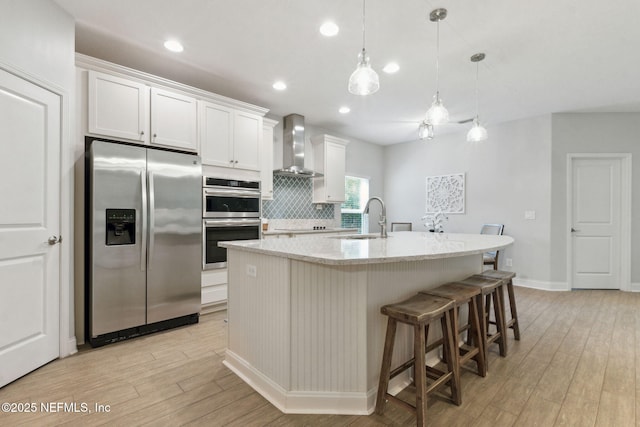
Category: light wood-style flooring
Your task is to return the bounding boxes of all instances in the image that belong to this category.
[1,286,638,426]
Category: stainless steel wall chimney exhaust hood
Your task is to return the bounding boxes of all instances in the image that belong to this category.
[273,114,322,177]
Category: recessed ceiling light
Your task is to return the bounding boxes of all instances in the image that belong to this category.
[383,62,400,74]
[339,106,351,114]
[319,21,339,37]
[164,39,184,53]
[272,81,287,91]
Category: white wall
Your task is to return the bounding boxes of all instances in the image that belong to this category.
[384,116,553,285]
[550,113,640,286]
[0,0,76,354]
[0,0,74,90]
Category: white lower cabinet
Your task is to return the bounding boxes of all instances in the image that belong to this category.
[201,269,228,310]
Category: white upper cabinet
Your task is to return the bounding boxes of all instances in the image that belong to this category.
[88,70,149,144]
[87,71,197,152]
[311,134,349,203]
[81,56,267,157]
[199,100,262,171]
[150,87,197,151]
[261,118,278,200]
[200,101,233,167]
[233,111,262,171]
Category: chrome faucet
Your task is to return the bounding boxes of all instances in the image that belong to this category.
[364,196,388,238]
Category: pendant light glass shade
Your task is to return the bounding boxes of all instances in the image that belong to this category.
[349,0,379,96]
[424,8,449,126]
[466,118,488,142]
[348,49,380,95]
[467,53,488,142]
[418,120,434,140]
[425,93,449,125]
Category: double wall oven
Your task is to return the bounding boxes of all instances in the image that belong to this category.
[202,177,261,269]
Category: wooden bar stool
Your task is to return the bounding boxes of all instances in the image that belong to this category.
[420,282,487,377]
[375,293,460,427]
[458,275,508,363]
[477,270,520,340]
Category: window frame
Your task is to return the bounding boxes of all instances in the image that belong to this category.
[341,174,370,233]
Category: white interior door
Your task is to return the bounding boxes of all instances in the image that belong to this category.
[0,68,60,387]
[570,158,621,289]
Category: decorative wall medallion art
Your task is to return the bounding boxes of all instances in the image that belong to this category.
[426,173,465,214]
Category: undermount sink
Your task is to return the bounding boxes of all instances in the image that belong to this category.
[333,234,381,240]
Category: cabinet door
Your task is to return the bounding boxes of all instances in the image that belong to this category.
[88,71,148,143]
[325,141,346,202]
[200,101,233,167]
[261,119,277,199]
[150,87,197,151]
[201,269,228,306]
[233,111,262,171]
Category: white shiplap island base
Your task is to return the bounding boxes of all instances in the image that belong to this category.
[220,232,514,415]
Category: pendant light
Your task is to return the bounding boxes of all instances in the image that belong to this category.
[467,53,488,142]
[348,0,380,96]
[418,120,434,140]
[425,8,449,125]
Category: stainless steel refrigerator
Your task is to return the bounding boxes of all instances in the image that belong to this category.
[87,140,202,346]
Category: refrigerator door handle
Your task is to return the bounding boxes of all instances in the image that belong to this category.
[141,170,147,272]
[148,171,155,268]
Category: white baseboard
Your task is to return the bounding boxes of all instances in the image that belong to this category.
[224,350,374,415]
[513,278,568,291]
[201,301,227,315]
[515,278,640,292]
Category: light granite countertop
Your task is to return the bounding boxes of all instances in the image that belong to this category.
[220,231,514,265]
[262,227,358,236]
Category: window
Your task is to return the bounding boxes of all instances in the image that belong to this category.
[341,175,369,233]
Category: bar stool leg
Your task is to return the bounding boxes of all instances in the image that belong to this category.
[414,323,428,426]
[475,293,489,365]
[468,296,487,377]
[506,279,521,340]
[441,307,458,365]
[492,286,508,357]
[484,294,492,335]
[375,317,397,415]
[441,311,461,405]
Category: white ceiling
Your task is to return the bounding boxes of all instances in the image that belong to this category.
[54,0,640,145]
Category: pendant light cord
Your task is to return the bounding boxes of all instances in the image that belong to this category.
[475,61,479,119]
[435,18,440,97]
[361,0,366,53]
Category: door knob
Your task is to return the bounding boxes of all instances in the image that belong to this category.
[48,235,62,245]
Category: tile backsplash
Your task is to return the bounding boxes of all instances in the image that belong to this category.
[263,175,334,219]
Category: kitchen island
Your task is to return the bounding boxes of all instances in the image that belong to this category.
[220,231,514,415]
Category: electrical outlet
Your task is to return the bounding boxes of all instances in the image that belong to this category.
[524,210,536,220]
[246,264,257,277]
[505,258,513,267]
[316,204,323,210]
